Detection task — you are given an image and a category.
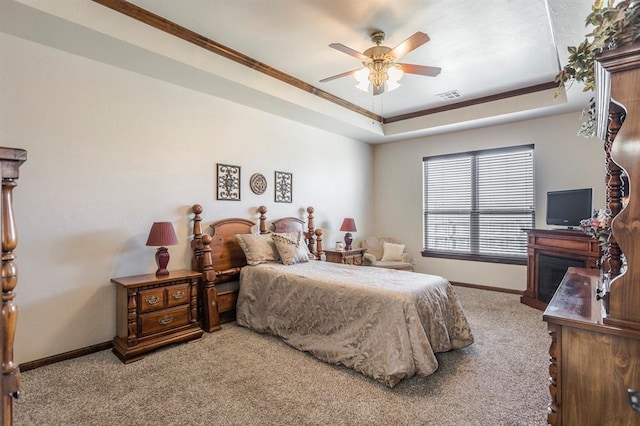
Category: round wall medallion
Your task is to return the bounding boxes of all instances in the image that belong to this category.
[250,173,267,195]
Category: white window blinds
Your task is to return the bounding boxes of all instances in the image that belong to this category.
[423,145,534,262]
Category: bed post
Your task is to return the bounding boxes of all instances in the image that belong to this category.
[200,234,220,332]
[306,206,316,255]
[315,228,323,259]
[258,205,268,234]
[191,204,204,273]
[191,204,221,333]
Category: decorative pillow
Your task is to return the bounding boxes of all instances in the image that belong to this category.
[235,233,280,266]
[271,231,310,265]
[381,242,405,262]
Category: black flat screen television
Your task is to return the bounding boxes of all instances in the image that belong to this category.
[546,188,593,228]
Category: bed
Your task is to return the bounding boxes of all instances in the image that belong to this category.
[190,204,474,387]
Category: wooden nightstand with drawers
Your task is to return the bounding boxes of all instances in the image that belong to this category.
[111,269,203,363]
[324,248,367,266]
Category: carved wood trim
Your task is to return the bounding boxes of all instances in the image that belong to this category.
[306,207,316,256]
[598,43,640,325]
[604,101,625,276]
[546,323,561,426]
[126,289,137,345]
[258,205,267,235]
[189,278,198,325]
[315,228,324,259]
[0,147,26,425]
[199,234,220,333]
[1,181,19,382]
[190,204,204,273]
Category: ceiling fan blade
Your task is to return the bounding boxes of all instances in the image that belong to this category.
[397,63,442,77]
[319,68,362,83]
[388,32,430,59]
[329,43,369,61]
[373,84,384,96]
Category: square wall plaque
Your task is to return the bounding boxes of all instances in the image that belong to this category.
[274,171,292,203]
[217,163,240,201]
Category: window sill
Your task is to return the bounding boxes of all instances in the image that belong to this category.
[421,250,527,265]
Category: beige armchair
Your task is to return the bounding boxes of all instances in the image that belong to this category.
[361,237,414,271]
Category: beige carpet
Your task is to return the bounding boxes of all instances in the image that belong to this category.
[14,286,550,425]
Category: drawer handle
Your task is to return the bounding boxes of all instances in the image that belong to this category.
[172,291,185,300]
[145,295,160,305]
[158,316,173,326]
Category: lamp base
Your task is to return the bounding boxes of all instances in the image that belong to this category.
[344,232,353,251]
[155,247,170,277]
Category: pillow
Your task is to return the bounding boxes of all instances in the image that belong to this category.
[271,231,310,265]
[381,242,405,262]
[235,233,280,266]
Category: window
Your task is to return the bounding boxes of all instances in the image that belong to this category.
[422,145,534,264]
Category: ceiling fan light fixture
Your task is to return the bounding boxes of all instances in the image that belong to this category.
[322,31,438,95]
[386,65,404,92]
[356,62,403,93]
[386,77,400,92]
[354,67,371,91]
[366,56,393,89]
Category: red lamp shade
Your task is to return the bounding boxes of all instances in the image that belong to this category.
[339,218,357,232]
[339,218,357,251]
[146,222,178,276]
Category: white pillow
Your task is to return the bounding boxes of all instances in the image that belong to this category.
[271,231,310,265]
[381,242,405,262]
[235,233,280,265]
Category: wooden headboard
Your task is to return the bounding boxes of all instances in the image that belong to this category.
[191,204,254,331]
[269,206,323,257]
[191,204,323,332]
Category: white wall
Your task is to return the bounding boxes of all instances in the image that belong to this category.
[0,33,373,363]
[373,112,606,291]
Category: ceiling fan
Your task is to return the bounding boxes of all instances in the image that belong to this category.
[320,31,441,95]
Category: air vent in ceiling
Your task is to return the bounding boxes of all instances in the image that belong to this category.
[437,90,462,101]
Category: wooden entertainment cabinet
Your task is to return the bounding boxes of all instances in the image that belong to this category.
[521,229,600,310]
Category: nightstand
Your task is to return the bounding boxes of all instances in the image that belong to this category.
[112,269,203,363]
[324,248,367,265]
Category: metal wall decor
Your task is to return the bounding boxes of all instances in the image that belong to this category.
[216,163,241,201]
[274,171,292,203]
[249,173,267,195]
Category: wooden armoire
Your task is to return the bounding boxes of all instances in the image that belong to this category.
[0,148,27,425]
[543,44,640,425]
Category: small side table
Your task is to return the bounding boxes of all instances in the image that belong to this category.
[324,248,367,266]
[112,269,203,363]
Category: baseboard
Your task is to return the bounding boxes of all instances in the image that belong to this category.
[450,281,523,295]
[20,341,113,372]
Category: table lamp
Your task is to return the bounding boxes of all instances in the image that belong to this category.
[146,222,178,276]
[340,218,357,251]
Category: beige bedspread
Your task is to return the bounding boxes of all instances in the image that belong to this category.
[236,261,474,387]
